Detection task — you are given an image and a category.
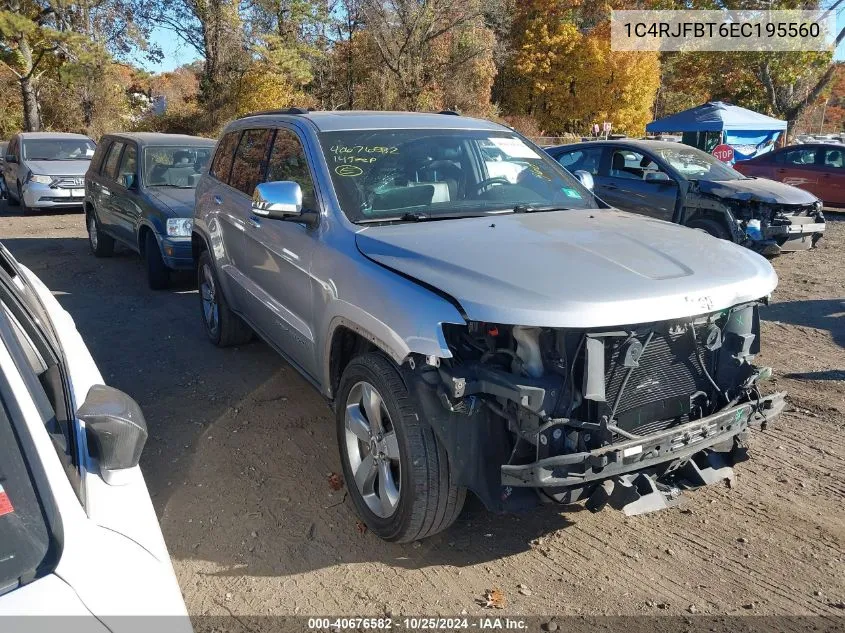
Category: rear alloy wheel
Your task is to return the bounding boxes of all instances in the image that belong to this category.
[197,250,252,347]
[87,211,114,257]
[337,353,466,542]
[144,231,171,290]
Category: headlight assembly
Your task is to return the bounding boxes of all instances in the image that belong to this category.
[166,218,193,237]
[28,174,53,185]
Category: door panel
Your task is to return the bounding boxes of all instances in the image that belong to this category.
[96,141,125,235]
[110,143,140,246]
[818,147,845,206]
[595,149,677,220]
[776,147,821,198]
[240,128,319,378]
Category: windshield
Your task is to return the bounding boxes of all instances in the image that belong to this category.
[654,146,745,181]
[22,139,95,161]
[144,146,213,188]
[318,129,599,223]
[0,377,55,595]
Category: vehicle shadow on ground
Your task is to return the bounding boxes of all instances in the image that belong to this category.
[3,234,575,574]
[0,203,83,218]
[761,298,845,349]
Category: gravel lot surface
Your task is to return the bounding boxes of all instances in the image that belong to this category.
[2,203,843,628]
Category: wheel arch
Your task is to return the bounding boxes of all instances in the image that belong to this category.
[682,206,738,241]
[324,317,411,401]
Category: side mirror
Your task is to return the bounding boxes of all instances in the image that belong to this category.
[5,154,17,164]
[573,170,594,191]
[644,172,672,184]
[252,181,317,226]
[77,384,148,485]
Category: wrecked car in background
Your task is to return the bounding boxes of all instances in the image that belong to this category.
[193,110,786,542]
[547,140,825,256]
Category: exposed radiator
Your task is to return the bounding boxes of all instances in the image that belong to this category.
[604,329,714,434]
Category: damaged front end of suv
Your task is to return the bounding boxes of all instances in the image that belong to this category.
[406,303,785,516]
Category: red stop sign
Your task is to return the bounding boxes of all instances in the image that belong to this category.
[712,144,734,162]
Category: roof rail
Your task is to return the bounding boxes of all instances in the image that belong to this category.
[438,109,460,116]
[239,107,311,118]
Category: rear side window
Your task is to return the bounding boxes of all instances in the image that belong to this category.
[101,142,125,180]
[89,140,110,173]
[229,129,272,195]
[210,131,240,184]
[822,148,843,169]
[556,147,603,175]
[117,144,137,187]
[780,148,816,166]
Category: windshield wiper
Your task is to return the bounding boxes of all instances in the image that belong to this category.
[357,210,497,224]
[513,204,571,213]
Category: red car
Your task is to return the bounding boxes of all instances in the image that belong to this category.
[734,143,845,207]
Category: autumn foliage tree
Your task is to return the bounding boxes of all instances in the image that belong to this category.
[504,0,660,135]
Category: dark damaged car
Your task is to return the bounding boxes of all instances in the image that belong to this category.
[193,110,786,543]
[547,140,825,256]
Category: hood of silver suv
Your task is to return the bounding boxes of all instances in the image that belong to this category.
[355,210,778,328]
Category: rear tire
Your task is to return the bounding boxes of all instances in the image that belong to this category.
[144,231,171,290]
[686,217,732,241]
[87,210,114,257]
[336,352,466,542]
[197,249,252,347]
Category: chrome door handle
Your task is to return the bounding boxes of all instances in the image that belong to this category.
[248,215,262,228]
[213,195,223,205]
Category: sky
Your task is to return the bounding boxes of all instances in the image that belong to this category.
[139,27,200,73]
[137,11,845,75]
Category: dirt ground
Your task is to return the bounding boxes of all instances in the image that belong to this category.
[1,203,843,625]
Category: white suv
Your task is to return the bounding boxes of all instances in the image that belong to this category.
[0,243,190,631]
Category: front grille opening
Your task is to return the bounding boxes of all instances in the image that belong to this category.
[605,328,714,435]
[568,321,723,445]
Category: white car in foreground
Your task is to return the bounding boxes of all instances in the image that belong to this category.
[0,242,190,632]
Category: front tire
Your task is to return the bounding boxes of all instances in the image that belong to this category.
[686,217,732,241]
[197,250,252,347]
[144,231,171,290]
[87,210,114,257]
[336,352,466,542]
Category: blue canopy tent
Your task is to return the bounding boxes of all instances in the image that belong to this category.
[646,101,787,162]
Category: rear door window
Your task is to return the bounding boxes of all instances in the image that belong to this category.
[101,141,125,181]
[117,144,137,188]
[780,148,817,166]
[230,129,272,196]
[210,131,241,184]
[821,148,844,169]
[556,147,603,175]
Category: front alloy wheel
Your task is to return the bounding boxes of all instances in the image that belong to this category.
[336,353,466,542]
[344,381,401,518]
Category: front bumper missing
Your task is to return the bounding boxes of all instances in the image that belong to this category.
[501,391,786,489]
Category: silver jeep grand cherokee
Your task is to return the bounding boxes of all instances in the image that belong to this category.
[192,109,785,542]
